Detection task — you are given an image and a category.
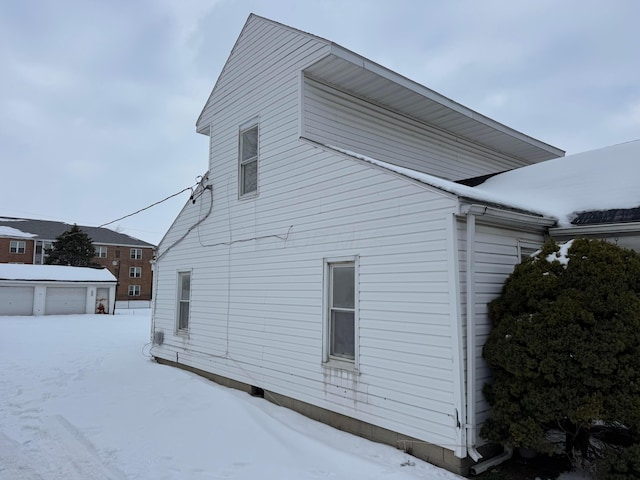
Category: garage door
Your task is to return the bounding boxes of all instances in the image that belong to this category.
[0,286,34,316]
[45,287,87,315]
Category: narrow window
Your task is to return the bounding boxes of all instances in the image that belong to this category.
[177,272,191,331]
[96,246,108,258]
[239,124,258,196]
[9,240,26,254]
[328,261,356,361]
[129,266,141,278]
[128,285,141,296]
[130,248,142,260]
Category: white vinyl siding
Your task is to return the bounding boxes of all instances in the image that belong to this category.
[156,16,466,455]
[302,78,533,181]
[457,218,545,444]
[154,143,461,449]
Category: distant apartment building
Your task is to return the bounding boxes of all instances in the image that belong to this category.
[0,217,155,301]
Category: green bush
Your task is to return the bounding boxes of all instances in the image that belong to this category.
[597,443,640,480]
[482,238,640,465]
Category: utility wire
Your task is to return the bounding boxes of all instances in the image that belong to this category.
[98,187,194,228]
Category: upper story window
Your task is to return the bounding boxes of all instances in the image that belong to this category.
[239,124,258,197]
[130,248,142,260]
[96,246,108,258]
[10,240,26,254]
[129,266,142,278]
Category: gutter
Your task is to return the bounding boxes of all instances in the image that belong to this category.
[550,221,640,238]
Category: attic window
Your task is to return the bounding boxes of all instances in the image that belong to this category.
[239,124,258,196]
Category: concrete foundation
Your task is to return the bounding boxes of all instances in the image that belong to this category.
[154,356,475,475]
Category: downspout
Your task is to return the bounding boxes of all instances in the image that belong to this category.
[150,259,158,348]
[465,206,484,462]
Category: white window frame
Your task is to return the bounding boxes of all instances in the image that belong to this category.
[322,256,359,370]
[130,248,142,260]
[9,240,26,254]
[96,246,108,258]
[176,271,191,333]
[128,285,141,296]
[129,266,141,278]
[238,120,259,198]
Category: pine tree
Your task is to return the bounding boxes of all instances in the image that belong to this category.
[45,225,97,267]
[482,239,640,473]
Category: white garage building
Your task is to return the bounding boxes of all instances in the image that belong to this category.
[0,264,117,316]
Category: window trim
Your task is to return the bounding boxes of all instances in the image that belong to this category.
[130,248,142,260]
[128,285,141,296]
[322,256,359,370]
[238,120,259,198]
[129,266,141,278]
[9,240,26,254]
[176,271,191,333]
[96,246,108,258]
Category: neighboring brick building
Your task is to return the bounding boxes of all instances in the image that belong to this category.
[0,217,155,302]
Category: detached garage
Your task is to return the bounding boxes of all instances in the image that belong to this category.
[0,264,117,316]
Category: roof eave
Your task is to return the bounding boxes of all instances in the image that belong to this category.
[302,44,564,163]
[550,222,640,238]
[460,202,557,230]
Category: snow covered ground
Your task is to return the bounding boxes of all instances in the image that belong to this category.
[0,310,465,480]
[0,309,591,479]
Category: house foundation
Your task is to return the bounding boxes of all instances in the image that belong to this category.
[153,356,475,475]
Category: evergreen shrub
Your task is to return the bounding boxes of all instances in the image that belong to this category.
[482,238,640,472]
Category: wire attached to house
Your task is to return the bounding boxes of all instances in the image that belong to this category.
[155,175,214,262]
[98,185,198,228]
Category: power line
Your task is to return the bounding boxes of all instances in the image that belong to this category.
[98,186,193,228]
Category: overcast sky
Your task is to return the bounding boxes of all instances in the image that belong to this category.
[1,1,638,245]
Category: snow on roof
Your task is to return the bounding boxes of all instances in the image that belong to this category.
[476,139,640,226]
[0,226,37,238]
[0,264,117,283]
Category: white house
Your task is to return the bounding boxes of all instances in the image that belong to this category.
[150,14,638,474]
[0,264,117,316]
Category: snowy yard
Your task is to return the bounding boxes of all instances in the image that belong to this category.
[0,310,465,480]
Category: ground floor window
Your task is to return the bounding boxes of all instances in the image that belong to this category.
[10,240,26,254]
[177,271,191,331]
[128,285,140,296]
[326,259,357,362]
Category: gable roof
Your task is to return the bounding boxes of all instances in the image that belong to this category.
[0,217,155,248]
[196,14,563,165]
